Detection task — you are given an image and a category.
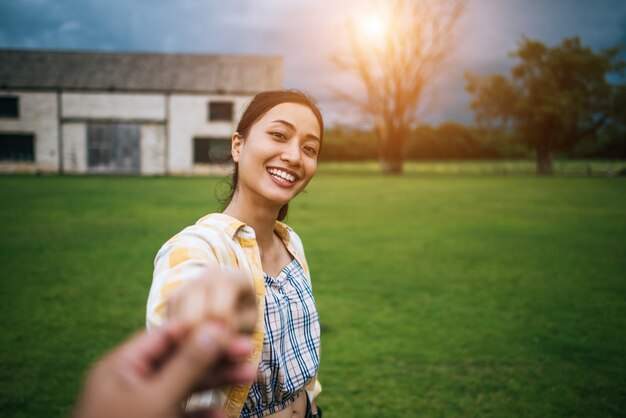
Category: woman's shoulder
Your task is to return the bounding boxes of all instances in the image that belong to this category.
[275,222,312,281]
[195,213,245,236]
[154,213,244,267]
[160,213,241,249]
[275,221,306,253]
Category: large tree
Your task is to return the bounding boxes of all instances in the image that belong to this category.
[333,0,465,174]
[466,36,625,175]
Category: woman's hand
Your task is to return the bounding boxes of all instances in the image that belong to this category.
[166,268,258,335]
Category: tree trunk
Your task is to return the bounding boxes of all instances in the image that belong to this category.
[536,140,553,175]
[378,127,405,175]
[380,157,403,174]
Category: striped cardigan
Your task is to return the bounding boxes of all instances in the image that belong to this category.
[146,213,321,417]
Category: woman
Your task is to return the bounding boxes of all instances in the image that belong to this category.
[146,90,323,418]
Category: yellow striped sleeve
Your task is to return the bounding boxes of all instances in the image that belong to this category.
[146,228,220,329]
[168,246,212,268]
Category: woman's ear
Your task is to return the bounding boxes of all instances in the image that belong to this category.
[231,132,242,163]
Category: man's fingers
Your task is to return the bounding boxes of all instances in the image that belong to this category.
[183,408,226,418]
[226,335,256,359]
[194,361,256,390]
[107,323,187,384]
[136,323,187,368]
[182,334,255,391]
[215,363,257,385]
[149,323,230,403]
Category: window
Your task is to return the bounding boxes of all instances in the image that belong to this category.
[0,97,19,118]
[0,134,34,161]
[194,138,231,164]
[208,101,233,121]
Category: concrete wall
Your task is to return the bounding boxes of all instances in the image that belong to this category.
[62,93,165,121]
[62,122,87,174]
[140,124,166,175]
[0,91,59,173]
[167,94,250,174]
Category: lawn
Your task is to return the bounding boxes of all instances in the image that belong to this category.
[1,170,625,417]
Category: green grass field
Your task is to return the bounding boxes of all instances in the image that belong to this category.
[1,169,625,417]
[319,159,626,176]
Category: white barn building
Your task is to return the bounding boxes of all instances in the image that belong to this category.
[0,49,282,175]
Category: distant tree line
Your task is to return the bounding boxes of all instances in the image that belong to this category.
[320,121,626,161]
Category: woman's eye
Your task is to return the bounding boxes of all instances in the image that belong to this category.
[304,146,318,156]
[270,131,286,140]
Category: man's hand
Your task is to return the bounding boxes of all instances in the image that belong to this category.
[73,321,255,418]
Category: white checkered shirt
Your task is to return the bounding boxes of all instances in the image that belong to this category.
[241,258,321,418]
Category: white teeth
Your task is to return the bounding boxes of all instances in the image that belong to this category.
[267,168,295,182]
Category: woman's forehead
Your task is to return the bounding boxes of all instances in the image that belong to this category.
[258,102,321,136]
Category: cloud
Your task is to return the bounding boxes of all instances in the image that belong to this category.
[1,0,625,125]
[19,0,49,5]
[58,20,81,33]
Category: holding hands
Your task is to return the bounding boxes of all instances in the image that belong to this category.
[74,270,257,418]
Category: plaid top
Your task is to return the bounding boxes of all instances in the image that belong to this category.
[241,259,321,417]
[146,213,321,418]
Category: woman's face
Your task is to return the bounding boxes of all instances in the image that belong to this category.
[232,102,321,208]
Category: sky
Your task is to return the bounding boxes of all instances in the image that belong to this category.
[0,0,625,126]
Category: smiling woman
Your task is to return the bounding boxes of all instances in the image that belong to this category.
[146,90,324,418]
[228,99,322,222]
[224,92,323,221]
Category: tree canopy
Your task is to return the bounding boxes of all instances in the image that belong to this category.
[466,36,625,174]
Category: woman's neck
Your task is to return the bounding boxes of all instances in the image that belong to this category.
[223,192,281,250]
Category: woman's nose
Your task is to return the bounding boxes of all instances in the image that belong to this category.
[280,141,302,166]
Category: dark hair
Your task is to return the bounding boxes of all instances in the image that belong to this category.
[222,89,324,221]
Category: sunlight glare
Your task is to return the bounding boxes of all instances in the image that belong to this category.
[356,13,388,44]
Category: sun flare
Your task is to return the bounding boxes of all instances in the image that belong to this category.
[355,13,388,43]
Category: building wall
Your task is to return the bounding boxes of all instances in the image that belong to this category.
[61,92,167,174]
[0,91,253,175]
[0,91,59,173]
[62,93,165,121]
[167,94,250,174]
[62,122,87,174]
[140,124,166,175]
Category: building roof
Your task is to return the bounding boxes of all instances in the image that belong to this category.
[0,49,282,94]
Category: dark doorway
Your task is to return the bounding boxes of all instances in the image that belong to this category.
[87,122,140,174]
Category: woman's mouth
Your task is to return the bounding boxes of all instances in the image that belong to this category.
[267,167,297,186]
